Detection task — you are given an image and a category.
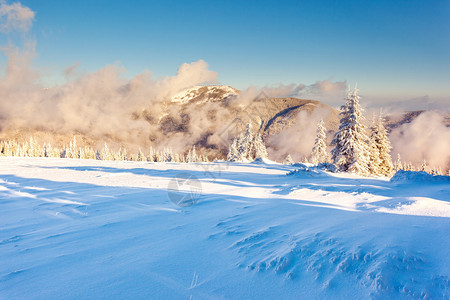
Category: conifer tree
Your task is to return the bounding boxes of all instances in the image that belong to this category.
[101,143,113,160]
[238,122,255,161]
[185,149,192,163]
[148,147,156,162]
[86,147,96,159]
[66,136,78,159]
[20,141,29,157]
[431,166,442,175]
[394,153,402,172]
[28,137,41,158]
[3,141,8,156]
[79,147,86,159]
[331,87,370,174]
[284,154,294,165]
[227,121,268,162]
[155,150,163,162]
[369,114,393,175]
[3,141,10,156]
[12,140,19,156]
[252,133,268,159]
[46,143,58,158]
[161,148,168,162]
[9,141,16,156]
[114,147,126,161]
[42,143,48,157]
[311,119,328,165]
[227,137,239,162]
[406,162,415,171]
[138,148,146,161]
[61,146,68,158]
[191,146,198,163]
[368,116,382,175]
[421,160,427,172]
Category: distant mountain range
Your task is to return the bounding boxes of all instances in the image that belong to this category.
[158,85,439,158]
[0,85,444,160]
[161,85,339,158]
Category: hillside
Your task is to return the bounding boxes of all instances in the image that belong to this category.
[0,85,340,160]
[159,85,339,158]
[0,85,446,162]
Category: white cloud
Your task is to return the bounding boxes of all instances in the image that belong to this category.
[390,111,450,170]
[0,1,35,32]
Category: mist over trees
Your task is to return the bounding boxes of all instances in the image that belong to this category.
[0,86,446,176]
[227,121,269,162]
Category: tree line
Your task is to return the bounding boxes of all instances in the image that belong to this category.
[226,87,445,176]
[0,137,209,163]
[0,87,445,175]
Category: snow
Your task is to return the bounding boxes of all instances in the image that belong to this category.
[171,85,238,104]
[391,170,450,183]
[0,157,449,299]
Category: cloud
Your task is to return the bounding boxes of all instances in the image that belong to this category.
[0,35,221,152]
[389,111,450,170]
[250,79,347,108]
[258,79,347,100]
[0,56,218,138]
[371,95,450,114]
[0,0,34,32]
[63,62,81,80]
[267,105,336,161]
[306,79,347,95]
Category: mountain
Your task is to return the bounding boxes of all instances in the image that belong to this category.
[171,85,239,104]
[0,84,339,160]
[1,84,445,162]
[385,110,450,131]
[156,85,340,159]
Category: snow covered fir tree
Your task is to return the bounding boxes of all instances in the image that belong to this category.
[0,136,212,164]
[331,87,371,175]
[368,113,394,176]
[227,121,269,162]
[284,154,295,165]
[310,119,328,165]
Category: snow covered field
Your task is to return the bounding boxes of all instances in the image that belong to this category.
[0,157,449,299]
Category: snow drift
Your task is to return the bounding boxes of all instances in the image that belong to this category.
[0,157,449,299]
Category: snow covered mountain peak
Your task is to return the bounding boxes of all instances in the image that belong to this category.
[171,85,239,104]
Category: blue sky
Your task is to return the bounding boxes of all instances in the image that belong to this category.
[10,0,450,101]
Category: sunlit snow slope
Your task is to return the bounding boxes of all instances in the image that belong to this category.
[0,158,449,299]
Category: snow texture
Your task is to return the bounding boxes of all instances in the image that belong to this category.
[171,85,238,104]
[0,157,449,299]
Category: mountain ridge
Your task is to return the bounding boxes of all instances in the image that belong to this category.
[0,85,445,161]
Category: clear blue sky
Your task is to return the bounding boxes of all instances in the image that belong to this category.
[16,0,450,100]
